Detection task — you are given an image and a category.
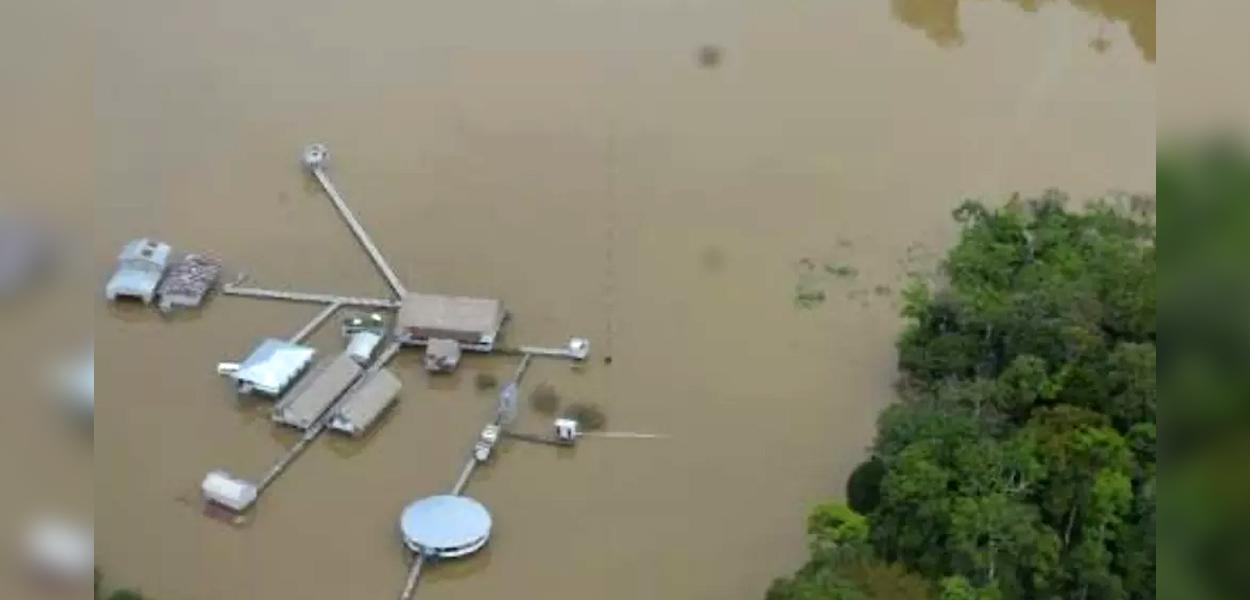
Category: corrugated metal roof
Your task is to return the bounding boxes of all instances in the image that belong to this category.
[397,293,504,342]
[330,368,401,436]
[234,339,316,396]
[273,352,362,429]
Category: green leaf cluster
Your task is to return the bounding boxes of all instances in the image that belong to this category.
[772,193,1155,599]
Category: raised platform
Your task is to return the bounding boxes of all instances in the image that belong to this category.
[272,352,362,430]
[329,368,402,437]
[399,495,492,559]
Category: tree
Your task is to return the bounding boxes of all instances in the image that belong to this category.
[847,460,886,514]
[937,576,1001,600]
[1103,343,1157,428]
[109,592,148,600]
[767,569,869,600]
[93,569,150,600]
[772,195,1154,599]
[809,503,870,550]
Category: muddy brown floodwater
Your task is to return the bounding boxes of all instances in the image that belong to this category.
[89,1,1160,598]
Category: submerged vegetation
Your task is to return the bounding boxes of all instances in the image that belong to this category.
[561,402,608,432]
[795,256,862,309]
[529,382,562,415]
[770,192,1156,599]
[891,0,1155,62]
[524,382,607,431]
[474,372,499,391]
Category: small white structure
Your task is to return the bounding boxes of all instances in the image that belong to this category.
[201,470,258,512]
[343,313,386,364]
[554,418,580,443]
[22,516,93,584]
[496,381,519,425]
[473,424,501,462]
[347,330,383,365]
[567,337,590,360]
[399,495,492,559]
[105,238,171,304]
[517,337,592,361]
[423,338,462,372]
[302,143,329,170]
[218,338,316,397]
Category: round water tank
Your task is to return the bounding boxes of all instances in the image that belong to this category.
[399,495,492,559]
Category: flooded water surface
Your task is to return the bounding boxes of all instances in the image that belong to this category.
[90,1,1154,598]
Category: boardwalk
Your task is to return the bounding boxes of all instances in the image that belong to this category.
[222,284,401,309]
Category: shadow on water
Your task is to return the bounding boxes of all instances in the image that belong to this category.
[424,543,494,582]
[891,0,1155,62]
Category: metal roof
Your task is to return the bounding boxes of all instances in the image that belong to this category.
[400,495,492,553]
[397,293,504,342]
[330,367,401,436]
[234,339,316,395]
[157,254,222,310]
[273,352,362,430]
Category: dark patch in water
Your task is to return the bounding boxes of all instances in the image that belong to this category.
[474,372,498,391]
[697,45,723,68]
[561,402,607,431]
[823,263,858,278]
[794,288,826,309]
[530,382,562,415]
[700,246,727,272]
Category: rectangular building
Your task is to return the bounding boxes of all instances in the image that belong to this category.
[272,352,362,430]
[395,292,505,350]
[329,368,402,437]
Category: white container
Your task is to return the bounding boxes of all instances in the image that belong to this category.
[474,424,501,462]
[202,470,258,512]
[347,331,382,365]
[554,418,580,442]
[567,337,590,360]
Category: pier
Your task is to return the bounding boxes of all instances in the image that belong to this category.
[396,353,533,598]
[257,341,402,494]
[222,284,400,309]
[194,145,593,599]
[399,556,424,600]
[303,144,408,299]
[289,301,344,344]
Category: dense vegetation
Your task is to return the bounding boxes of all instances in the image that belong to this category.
[1156,139,1250,600]
[770,192,1156,599]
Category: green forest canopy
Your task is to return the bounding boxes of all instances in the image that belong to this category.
[769,191,1156,600]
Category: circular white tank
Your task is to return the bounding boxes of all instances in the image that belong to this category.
[399,495,492,559]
